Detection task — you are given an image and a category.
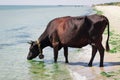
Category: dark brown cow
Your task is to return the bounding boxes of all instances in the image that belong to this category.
[27,14,110,67]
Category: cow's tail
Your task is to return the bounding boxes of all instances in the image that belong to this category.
[105,16,110,51]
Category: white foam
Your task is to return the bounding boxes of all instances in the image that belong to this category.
[69,69,87,80]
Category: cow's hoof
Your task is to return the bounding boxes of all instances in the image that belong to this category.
[65,61,69,63]
[54,61,57,63]
[39,54,44,59]
[88,64,92,67]
[100,65,104,67]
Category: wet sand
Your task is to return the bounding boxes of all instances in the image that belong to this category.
[68,6,120,80]
[68,46,120,80]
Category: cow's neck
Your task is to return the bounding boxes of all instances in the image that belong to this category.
[38,35,51,49]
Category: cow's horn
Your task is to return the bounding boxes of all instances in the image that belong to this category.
[27,40,34,44]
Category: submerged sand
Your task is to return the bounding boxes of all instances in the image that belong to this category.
[68,6,120,80]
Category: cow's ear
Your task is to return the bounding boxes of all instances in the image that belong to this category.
[27,41,34,45]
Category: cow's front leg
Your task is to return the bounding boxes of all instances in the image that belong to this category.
[64,47,69,63]
[53,42,59,63]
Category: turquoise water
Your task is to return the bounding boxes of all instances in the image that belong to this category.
[0,6,95,80]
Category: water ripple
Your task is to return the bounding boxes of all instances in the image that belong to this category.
[15,33,31,38]
[16,40,28,44]
[0,43,16,49]
[7,26,27,32]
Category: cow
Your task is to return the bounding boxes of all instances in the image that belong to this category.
[27,14,110,67]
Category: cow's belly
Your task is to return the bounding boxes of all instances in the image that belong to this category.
[61,38,90,48]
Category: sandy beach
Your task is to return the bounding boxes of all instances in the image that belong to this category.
[68,5,120,80]
[96,5,120,34]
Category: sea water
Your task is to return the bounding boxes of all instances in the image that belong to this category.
[0,5,95,80]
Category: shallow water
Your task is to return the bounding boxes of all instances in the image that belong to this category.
[0,5,95,80]
[1,5,120,80]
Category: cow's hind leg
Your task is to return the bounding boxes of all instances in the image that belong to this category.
[95,37,105,67]
[64,47,69,63]
[97,43,105,67]
[88,45,97,67]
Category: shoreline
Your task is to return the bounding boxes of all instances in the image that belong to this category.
[68,5,120,80]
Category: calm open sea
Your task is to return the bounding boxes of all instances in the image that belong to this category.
[0,6,95,80]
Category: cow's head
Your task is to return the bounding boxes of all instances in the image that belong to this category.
[27,40,44,60]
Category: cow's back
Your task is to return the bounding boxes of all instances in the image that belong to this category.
[87,14,106,23]
[46,16,71,35]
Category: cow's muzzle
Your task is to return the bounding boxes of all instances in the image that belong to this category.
[27,56,33,60]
